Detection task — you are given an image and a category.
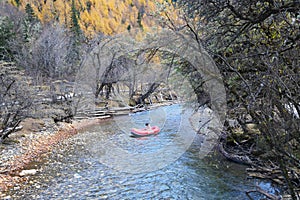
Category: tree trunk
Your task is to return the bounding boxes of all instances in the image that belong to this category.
[137,83,160,105]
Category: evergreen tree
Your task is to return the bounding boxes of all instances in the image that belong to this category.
[66,0,82,69]
[0,17,14,61]
[70,0,81,40]
[137,11,143,29]
[14,0,20,7]
[25,3,36,23]
[23,3,39,42]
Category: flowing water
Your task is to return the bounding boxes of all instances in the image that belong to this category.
[6,104,279,199]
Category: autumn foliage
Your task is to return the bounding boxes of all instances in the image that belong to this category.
[8,0,175,37]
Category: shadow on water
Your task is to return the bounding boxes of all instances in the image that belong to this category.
[6,104,280,200]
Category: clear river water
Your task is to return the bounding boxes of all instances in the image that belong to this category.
[6,104,279,199]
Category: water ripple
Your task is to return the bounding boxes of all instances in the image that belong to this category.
[6,105,279,200]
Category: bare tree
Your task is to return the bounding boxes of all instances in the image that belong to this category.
[13,23,82,84]
[94,55,131,99]
[0,2,25,62]
[0,62,33,143]
[172,0,300,198]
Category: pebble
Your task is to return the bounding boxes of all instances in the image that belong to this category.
[19,169,38,176]
[13,186,20,190]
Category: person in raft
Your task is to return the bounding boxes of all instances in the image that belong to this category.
[145,123,152,130]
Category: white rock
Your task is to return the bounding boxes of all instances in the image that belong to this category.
[19,169,38,176]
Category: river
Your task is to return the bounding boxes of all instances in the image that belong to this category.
[6,104,279,199]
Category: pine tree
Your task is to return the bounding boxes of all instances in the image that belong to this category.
[137,10,143,29]
[70,0,81,39]
[25,3,36,23]
[86,1,92,12]
[23,3,40,42]
[67,0,82,66]
[0,17,14,61]
[14,0,20,7]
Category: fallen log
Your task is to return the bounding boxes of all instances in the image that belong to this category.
[246,167,281,174]
[0,125,23,143]
[247,172,285,185]
[246,184,281,200]
[217,142,253,165]
[0,126,23,134]
[246,166,300,186]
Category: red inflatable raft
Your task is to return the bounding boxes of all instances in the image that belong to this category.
[130,126,160,137]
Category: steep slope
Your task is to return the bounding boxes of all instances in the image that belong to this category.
[8,0,176,37]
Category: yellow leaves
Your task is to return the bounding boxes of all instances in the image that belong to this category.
[83,25,96,39]
[79,9,94,36]
[8,0,18,7]
[101,19,113,35]
[147,0,155,10]
[100,3,109,17]
[32,1,56,23]
[9,0,179,37]
[107,0,116,11]
[55,1,72,26]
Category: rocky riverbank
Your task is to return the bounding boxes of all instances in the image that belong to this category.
[0,101,175,196]
[0,116,113,196]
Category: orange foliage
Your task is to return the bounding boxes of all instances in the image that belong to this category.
[8,0,179,38]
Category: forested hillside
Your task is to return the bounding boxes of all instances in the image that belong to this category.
[8,0,174,37]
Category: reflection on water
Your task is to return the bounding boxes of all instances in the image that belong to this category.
[6,104,280,199]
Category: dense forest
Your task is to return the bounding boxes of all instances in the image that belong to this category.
[7,0,175,36]
[0,0,299,199]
